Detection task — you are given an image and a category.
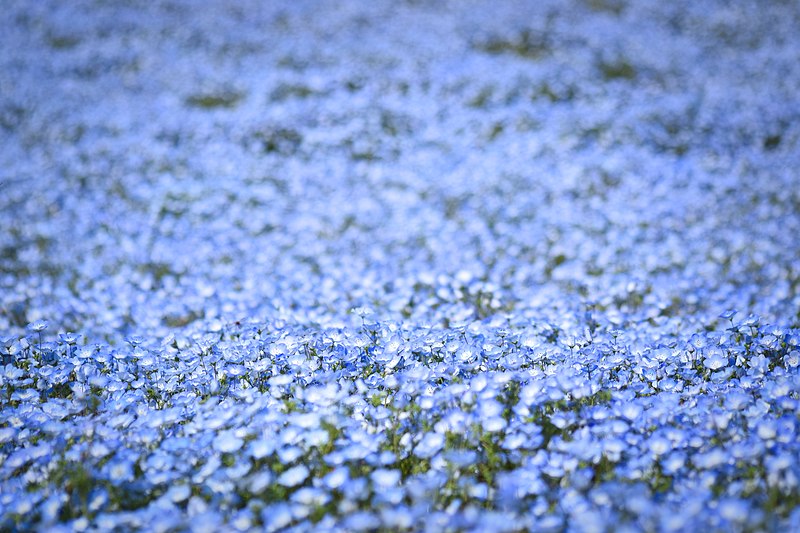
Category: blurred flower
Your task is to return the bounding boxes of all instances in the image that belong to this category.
[27,321,49,333]
[414,432,445,459]
[277,465,309,487]
[214,431,244,453]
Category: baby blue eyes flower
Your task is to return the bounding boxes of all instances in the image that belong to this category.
[343,512,380,531]
[619,403,643,421]
[661,452,686,475]
[444,449,478,467]
[214,431,244,453]
[0,427,16,446]
[322,467,349,490]
[125,335,145,347]
[756,421,778,441]
[371,469,401,488]
[351,307,374,318]
[710,411,732,431]
[262,504,295,533]
[694,449,729,469]
[765,453,792,474]
[277,446,303,463]
[5,448,35,469]
[277,465,309,487]
[27,321,49,332]
[380,508,414,529]
[741,315,760,328]
[704,350,728,371]
[109,460,135,482]
[414,432,445,458]
[649,437,672,456]
[457,346,477,363]
[248,472,273,493]
[248,439,274,460]
[59,332,81,344]
[483,417,507,432]
[718,498,749,523]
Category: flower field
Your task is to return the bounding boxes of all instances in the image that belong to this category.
[2,0,800,531]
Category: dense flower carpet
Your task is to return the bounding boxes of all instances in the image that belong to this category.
[1,0,799,531]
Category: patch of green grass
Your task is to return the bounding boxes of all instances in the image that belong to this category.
[186,91,244,109]
[47,34,80,50]
[477,30,551,60]
[468,87,494,109]
[270,84,316,101]
[396,454,431,478]
[763,134,782,150]
[257,127,303,154]
[476,429,506,487]
[585,0,626,15]
[599,59,637,81]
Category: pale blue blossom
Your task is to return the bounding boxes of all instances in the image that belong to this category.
[213,431,244,453]
[414,432,445,459]
[370,468,401,488]
[277,465,309,488]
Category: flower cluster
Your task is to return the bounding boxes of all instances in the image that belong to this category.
[1,314,799,531]
[2,0,800,530]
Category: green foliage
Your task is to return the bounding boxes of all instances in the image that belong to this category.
[185,91,244,109]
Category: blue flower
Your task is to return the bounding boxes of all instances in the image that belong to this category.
[27,321,48,333]
[371,469,401,488]
[414,432,445,459]
[277,465,309,487]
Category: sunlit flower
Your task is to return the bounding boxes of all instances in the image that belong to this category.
[414,432,445,459]
[371,468,401,488]
[27,321,49,333]
[718,498,749,523]
[277,465,309,487]
[322,467,349,490]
